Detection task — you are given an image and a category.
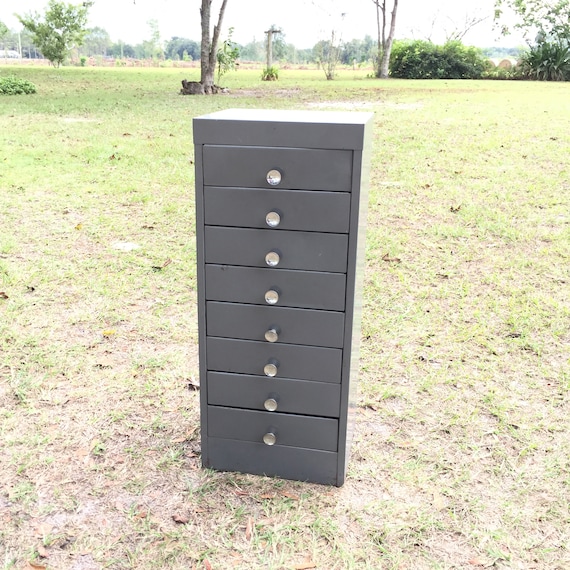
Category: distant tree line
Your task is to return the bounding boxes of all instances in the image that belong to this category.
[0,22,521,66]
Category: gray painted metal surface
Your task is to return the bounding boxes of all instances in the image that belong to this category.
[194,108,373,486]
[206,302,345,348]
[207,372,341,417]
[203,145,352,191]
[204,226,348,272]
[205,265,347,311]
[206,337,342,383]
[204,187,351,233]
[208,406,338,451]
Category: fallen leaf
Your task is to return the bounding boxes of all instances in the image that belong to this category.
[37,544,49,558]
[432,490,447,511]
[94,356,114,369]
[172,513,190,524]
[204,559,213,570]
[0,292,8,299]
[245,516,254,541]
[26,562,47,570]
[74,222,83,230]
[102,329,116,337]
[112,241,140,251]
[382,253,401,263]
[260,493,276,500]
[34,523,54,538]
[186,377,200,391]
[293,562,317,570]
[281,491,300,500]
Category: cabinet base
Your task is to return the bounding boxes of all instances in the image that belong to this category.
[204,437,344,486]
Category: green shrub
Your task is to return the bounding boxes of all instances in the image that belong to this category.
[0,75,37,95]
[482,65,524,80]
[390,40,488,79]
[261,66,279,81]
[519,42,570,81]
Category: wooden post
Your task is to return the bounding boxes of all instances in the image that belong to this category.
[264,26,282,69]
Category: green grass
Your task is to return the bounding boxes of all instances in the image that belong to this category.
[1,64,569,569]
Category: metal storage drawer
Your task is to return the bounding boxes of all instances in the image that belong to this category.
[207,406,339,451]
[202,145,353,191]
[204,187,351,233]
[205,265,346,311]
[207,438,339,485]
[207,372,341,417]
[206,302,345,348]
[206,337,342,383]
[204,226,348,272]
[194,109,373,486]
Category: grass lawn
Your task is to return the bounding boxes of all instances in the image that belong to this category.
[0,65,569,569]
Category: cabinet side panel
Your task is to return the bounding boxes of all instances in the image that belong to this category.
[337,117,374,485]
[194,140,209,465]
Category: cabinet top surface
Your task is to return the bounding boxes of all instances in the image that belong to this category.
[195,108,373,126]
[193,109,374,150]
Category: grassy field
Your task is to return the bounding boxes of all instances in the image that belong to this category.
[0,65,569,569]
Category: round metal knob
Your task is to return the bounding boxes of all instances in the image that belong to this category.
[265,289,279,305]
[264,328,279,343]
[263,361,279,377]
[266,169,282,186]
[263,432,277,445]
[264,398,278,412]
[266,211,281,228]
[265,251,280,267]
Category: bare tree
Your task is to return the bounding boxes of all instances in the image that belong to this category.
[200,0,229,93]
[372,0,399,78]
[445,12,489,42]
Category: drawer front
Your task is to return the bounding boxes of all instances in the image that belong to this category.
[208,406,338,451]
[207,372,341,417]
[204,187,351,233]
[206,438,339,485]
[204,227,348,273]
[206,302,345,348]
[203,145,352,191]
[205,265,346,311]
[207,337,342,383]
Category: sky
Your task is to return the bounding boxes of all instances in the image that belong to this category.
[0,0,524,49]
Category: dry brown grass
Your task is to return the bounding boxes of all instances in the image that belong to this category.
[1,67,569,569]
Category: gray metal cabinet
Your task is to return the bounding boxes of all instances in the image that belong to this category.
[193,109,373,486]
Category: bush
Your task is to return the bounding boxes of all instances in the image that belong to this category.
[519,42,570,81]
[390,40,488,79]
[482,64,524,80]
[0,75,37,95]
[261,66,279,81]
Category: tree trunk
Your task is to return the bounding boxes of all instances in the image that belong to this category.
[380,0,398,78]
[200,0,229,93]
[373,0,386,77]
